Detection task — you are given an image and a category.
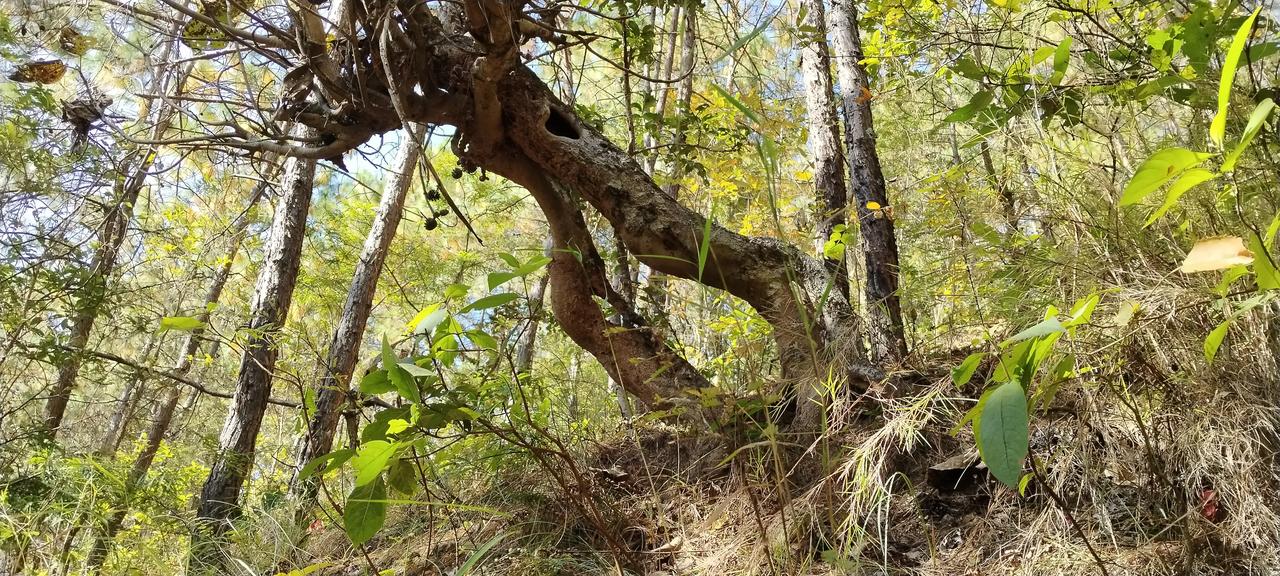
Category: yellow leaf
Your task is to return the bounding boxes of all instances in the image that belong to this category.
[795,171,813,182]
[1180,236,1254,273]
[866,201,882,210]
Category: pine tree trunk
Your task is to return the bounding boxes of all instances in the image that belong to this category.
[290,127,420,502]
[84,178,269,573]
[190,147,315,574]
[828,0,907,362]
[799,0,851,302]
[43,71,186,438]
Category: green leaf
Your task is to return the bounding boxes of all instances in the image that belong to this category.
[443,283,470,299]
[977,380,1030,488]
[1215,265,1251,296]
[514,256,552,276]
[1210,7,1262,147]
[1143,168,1217,227]
[344,476,388,547]
[1066,294,1100,328]
[951,352,985,387]
[386,458,418,495]
[497,252,521,268]
[1049,37,1072,84]
[159,316,205,332]
[397,361,433,377]
[462,292,520,312]
[456,531,511,576]
[1120,148,1214,206]
[1018,472,1034,496]
[999,317,1065,347]
[944,90,994,122]
[381,337,398,369]
[711,83,763,126]
[1248,234,1280,290]
[1223,98,1275,171]
[296,448,354,482]
[388,364,420,403]
[1204,319,1231,364]
[950,57,988,80]
[466,330,498,350]
[710,10,778,65]
[351,440,397,487]
[359,370,394,395]
[487,272,518,291]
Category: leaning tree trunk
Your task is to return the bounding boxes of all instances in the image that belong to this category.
[85,176,270,573]
[144,0,884,433]
[190,148,315,575]
[828,0,907,363]
[42,47,186,438]
[290,126,421,503]
[798,0,851,303]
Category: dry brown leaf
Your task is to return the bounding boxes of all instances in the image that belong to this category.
[8,60,67,84]
[1180,236,1254,273]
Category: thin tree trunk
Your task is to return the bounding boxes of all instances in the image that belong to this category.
[85,176,271,573]
[96,332,164,456]
[980,139,1017,232]
[799,0,851,302]
[290,127,421,502]
[190,145,315,574]
[828,0,907,362]
[514,235,554,375]
[651,8,697,314]
[42,45,185,438]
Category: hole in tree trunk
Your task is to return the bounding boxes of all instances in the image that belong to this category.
[545,106,581,140]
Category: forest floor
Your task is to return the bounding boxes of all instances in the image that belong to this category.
[291,375,1234,576]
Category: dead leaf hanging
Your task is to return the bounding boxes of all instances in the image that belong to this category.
[1180,236,1255,273]
[8,60,67,84]
[59,26,91,56]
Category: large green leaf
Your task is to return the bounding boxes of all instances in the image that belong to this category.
[1120,148,1214,206]
[1204,319,1231,365]
[1248,234,1280,290]
[159,316,205,332]
[1210,7,1262,147]
[944,90,994,122]
[999,317,1065,347]
[296,448,354,482]
[1143,168,1217,227]
[951,352,985,387]
[344,476,388,547]
[359,369,394,395]
[461,292,520,313]
[977,380,1030,488]
[351,440,397,487]
[1049,37,1072,84]
[1223,98,1275,171]
[386,458,418,495]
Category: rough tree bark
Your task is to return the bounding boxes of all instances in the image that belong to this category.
[828,0,907,362]
[162,0,884,429]
[42,46,186,438]
[290,126,421,502]
[798,0,851,302]
[86,176,271,572]
[190,147,315,574]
